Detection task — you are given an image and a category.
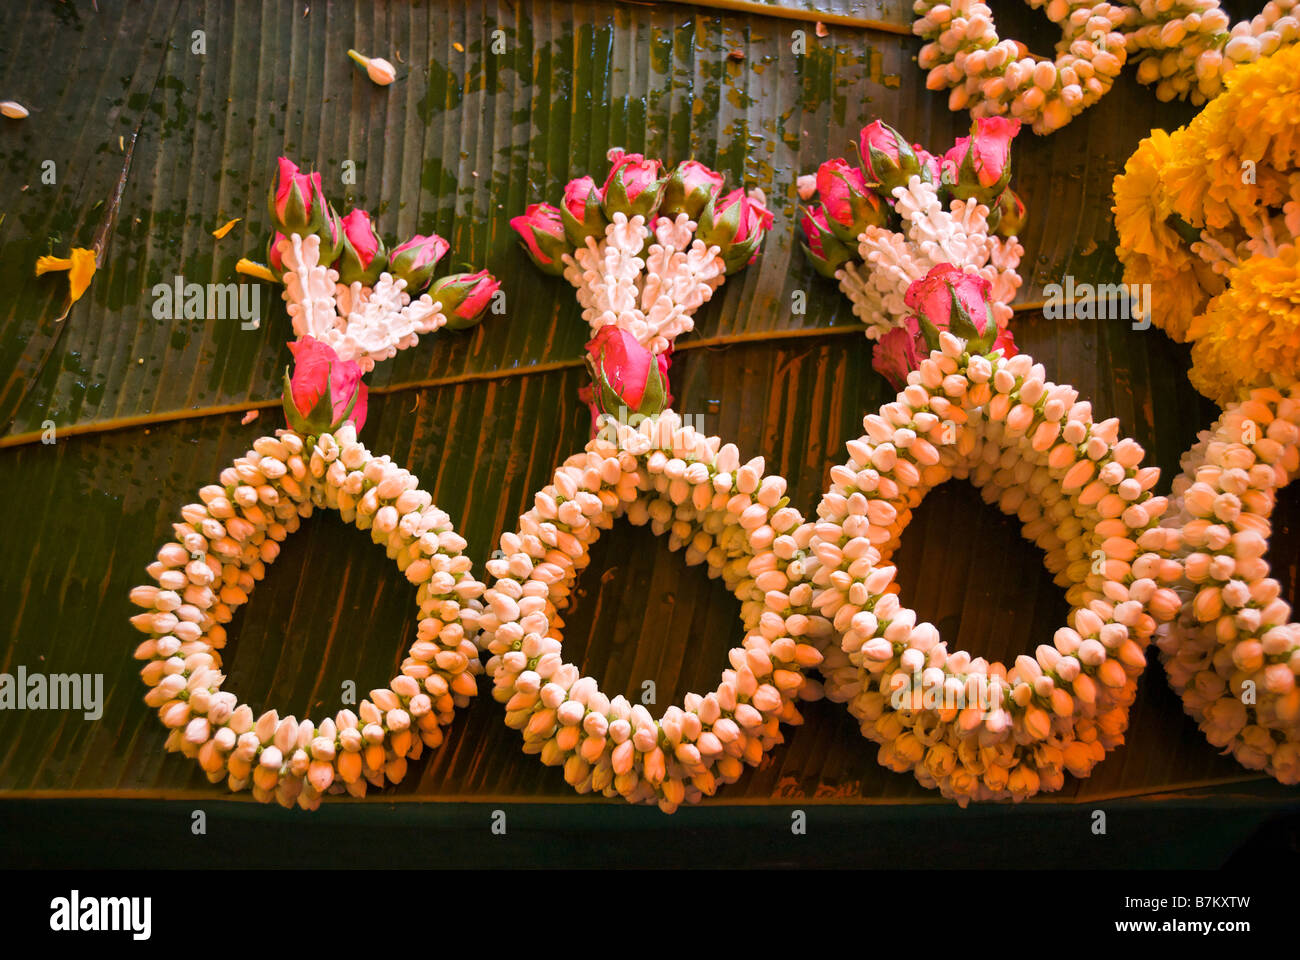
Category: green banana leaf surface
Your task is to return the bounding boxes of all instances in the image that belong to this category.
[0,0,1296,834]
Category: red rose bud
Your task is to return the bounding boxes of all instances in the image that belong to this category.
[990,187,1027,238]
[798,205,854,279]
[816,158,888,243]
[904,262,998,353]
[600,148,667,219]
[580,349,673,437]
[585,325,669,418]
[511,202,568,275]
[914,146,942,185]
[335,209,389,286]
[388,233,449,292]
[430,269,501,330]
[661,159,725,220]
[943,117,1021,205]
[283,336,368,435]
[871,318,925,392]
[857,120,922,195]
[559,178,608,247]
[268,157,331,236]
[696,188,774,274]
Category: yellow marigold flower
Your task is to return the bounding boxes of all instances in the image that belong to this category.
[1114,43,1300,389]
[35,247,97,317]
[1113,131,1211,341]
[1187,244,1300,407]
[1164,43,1300,232]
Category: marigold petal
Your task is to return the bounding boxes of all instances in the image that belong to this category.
[212,217,241,239]
[34,255,71,276]
[236,258,276,282]
[66,248,97,304]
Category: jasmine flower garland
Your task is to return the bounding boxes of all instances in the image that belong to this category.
[808,332,1185,803]
[512,150,772,366]
[478,414,832,813]
[799,117,1025,347]
[912,0,1129,134]
[1123,0,1300,104]
[500,152,810,810]
[912,0,1299,133]
[245,155,503,372]
[1155,386,1300,784]
[129,426,487,810]
[128,157,501,808]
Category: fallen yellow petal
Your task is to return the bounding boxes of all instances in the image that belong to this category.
[34,255,72,276]
[212,217,241,239]
[66,248,97,304]
[236,257,276,282]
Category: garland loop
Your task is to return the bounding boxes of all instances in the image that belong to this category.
[478,414,833,813]
[808,334,1184,803]
[129,427,486,809]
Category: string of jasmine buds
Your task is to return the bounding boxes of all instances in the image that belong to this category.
[128,426,486,809]
[562,212,726,355]
[807,332,1184,804]
[281,233,447,374]
[1155,386,1300,783]
[913,0,1129,134]
[1123,0,1300,104]
[477,412,833,813]
[913,0,1300,131]
[838,176,1023,340]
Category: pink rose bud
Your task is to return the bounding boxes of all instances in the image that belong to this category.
[661,159,725,220]
[815,157,888,242]
[510,202,568,275]
[914,146,942,184]
[696,188,774,274]
[857,120,923,195]
[560,176,608,246]
[991,187,1027,238]
[871,317,925,391]
[904,263,998,353]
[585,325,669,420]
[429,269,501,330]
[335,208,388,286]
[600,148,667,218]
[268,156,331,236]
[580,350,673,436]
[282,336,368,434]
[388,233,449,292]
[943,117,1021,205]
[798,204,853,279]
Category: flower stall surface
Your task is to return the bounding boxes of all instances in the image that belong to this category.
[1,0,1298,875]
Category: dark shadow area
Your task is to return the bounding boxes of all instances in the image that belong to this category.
[222,510,421,722]
[891,478,1072,667]
[559,517,745,717]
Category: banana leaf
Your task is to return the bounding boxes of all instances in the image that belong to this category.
[0,0,1295,843]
